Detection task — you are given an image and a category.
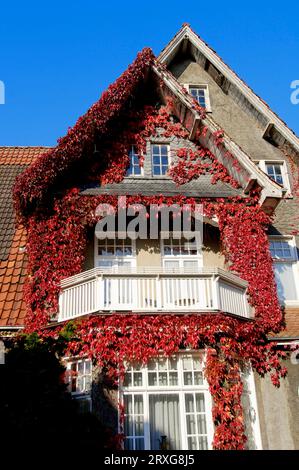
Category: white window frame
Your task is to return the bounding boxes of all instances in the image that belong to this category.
[257,160,291,193]
[64,358,92,413]
[120,352,214,451]
[241,367,262,450]
[94,235,137,269]
[184,84,212,112]
[126,145,144,177]
[65,358,92,396]
[161,236,203,271]
[269,236,299,305]
[151,143,170,177]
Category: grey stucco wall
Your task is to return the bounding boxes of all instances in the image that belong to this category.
[170,59,299,239]
[254,359,299,449]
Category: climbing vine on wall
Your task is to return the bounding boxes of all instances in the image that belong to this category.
[13,48,287,450]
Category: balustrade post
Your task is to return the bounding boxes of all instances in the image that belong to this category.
[212,275,220,310]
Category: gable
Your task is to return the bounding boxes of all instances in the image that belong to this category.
[159,25,299,162]
[170,59,285,163]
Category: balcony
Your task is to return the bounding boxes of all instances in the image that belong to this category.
[58,267,251,322]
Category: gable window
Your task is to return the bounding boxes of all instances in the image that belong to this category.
[151,144,169,176]
[122,353,213,450]
[257,160,290,191]
[265,163,284,185]
[187,85,211,111]
[269,237,299,303]
[126,146,143,176]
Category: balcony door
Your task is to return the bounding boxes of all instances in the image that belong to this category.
[161,236,202,272]
[94,237,136,308]
[94,237,136,270]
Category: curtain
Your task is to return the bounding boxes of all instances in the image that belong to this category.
[149,394,181,450]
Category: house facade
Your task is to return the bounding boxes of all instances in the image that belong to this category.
[1,25,299,450]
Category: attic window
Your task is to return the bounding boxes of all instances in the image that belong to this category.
[257,160,290,192]
[187,85,211,111]
[126,146,143,177]
[265,163,283,185]
[151,144,170,176]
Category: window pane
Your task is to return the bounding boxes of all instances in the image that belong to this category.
[198,436,208,450]
[124,395,132,414]
[135,417,144,436]
[161,146,168,156]
[169,357,178,370]
[135,438,145,450]
[274,263,298,301]
[148,359,156,370]
[124,373,132,387]
[188,436,197,450]
[193,357,202,370]
[186,415,196,434]
[133,372,143,387]
[158,358,167,370]
[184,371,193,385]
[149,394,181,450]
[169,372,178,386]
[196,393,205,412]
[158,372,168,386]
[148,372,157,386]
[197,414,207,435]
[183,356,192,370]
[194,371,203,385]
[124,416,133,436]
[185,394,194,413]
[124,438,134,450]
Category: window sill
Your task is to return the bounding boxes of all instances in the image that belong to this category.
[280,300,299,308]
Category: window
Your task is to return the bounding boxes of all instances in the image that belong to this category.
[95,237,136,269]
[126,146,143,176]
[265,163,284,185]
[66,358,92,395]
[269,237,299,303]
[151,144,169,176]
[66,359,92,413]
[270,240,293,259]
[257,160,290,191]
[161,236,202,271]
[122,354,213,450]
[187,85,211,111]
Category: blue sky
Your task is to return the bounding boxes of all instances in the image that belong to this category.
[0,0,298,146]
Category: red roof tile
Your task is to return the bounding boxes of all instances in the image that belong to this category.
[0,147,50,327]
[270,307,299,340]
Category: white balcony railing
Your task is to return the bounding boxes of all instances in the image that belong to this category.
[58,267,251,322]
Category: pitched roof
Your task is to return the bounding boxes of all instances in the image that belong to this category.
[0,147,48,327]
